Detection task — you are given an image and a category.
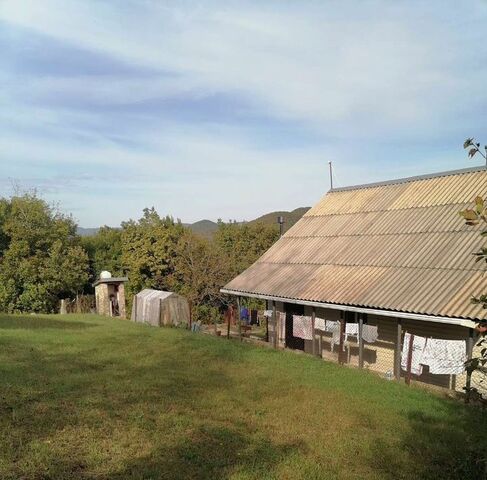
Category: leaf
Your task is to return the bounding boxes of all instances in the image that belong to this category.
[475,196,485,213]
[460,209,478,221]
[468,147,478,158]
[464,138,474,149]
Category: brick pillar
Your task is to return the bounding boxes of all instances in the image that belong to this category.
[118,283,126,319]
[95,283,110,316]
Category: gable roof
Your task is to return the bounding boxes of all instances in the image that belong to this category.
[223,166,487,321]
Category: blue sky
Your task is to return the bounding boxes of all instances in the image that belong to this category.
[1,1,486,227]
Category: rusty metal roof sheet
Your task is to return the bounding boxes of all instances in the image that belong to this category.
[224,167,487,321]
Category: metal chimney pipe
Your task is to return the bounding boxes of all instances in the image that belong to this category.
[277,216,284,237]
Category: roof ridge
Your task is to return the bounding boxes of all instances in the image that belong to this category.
[254,260,482,273]
[330,165,486,193]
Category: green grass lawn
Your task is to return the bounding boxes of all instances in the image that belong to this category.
[0,314,485,480]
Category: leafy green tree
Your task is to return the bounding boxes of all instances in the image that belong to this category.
[167,229,230,322]
[0,193,89,313]
[121,208,184,299]
[460,195,487,399]
[214,221,279,278]
[460,138,487,400]
[82,226,123,281]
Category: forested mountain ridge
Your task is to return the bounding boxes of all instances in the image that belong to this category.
[77,207,310,238]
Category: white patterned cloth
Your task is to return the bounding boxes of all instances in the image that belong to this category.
[345,323,359,336]
[292,315,313,340]
[421,339,466,375]
[263,310,273,318]
[345,323,358,341]
[361,325,378,343]
[314,317,327,331]
[328,321,342,351]
[401,333,427,376]
[325,320,340,334]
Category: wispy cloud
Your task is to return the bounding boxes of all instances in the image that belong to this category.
[0,1,486,226]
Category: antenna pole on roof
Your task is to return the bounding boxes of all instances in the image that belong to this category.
[328,161,333,190]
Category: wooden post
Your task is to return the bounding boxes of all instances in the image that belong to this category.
[272,301,277,349]
[465,328,475,403]
[339,312,346,364]
[188,301,192,331]
[358,313,364,369]
[311,307,316,356]
[395,319,402,381]
[405,332,414,386]
[159,298,164,326]
[237,297,242,342]
[226,305,231,339]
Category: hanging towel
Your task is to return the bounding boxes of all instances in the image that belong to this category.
[263,310,273,318]
[314,317,327,331]
[325,320,339,333]
[401,333,427,376]
[327,321,341,351]
[421,339,466,375]
[361,325,379,343]
[292,315,313,340]
[344,323,358,344]
[345,323,359,336]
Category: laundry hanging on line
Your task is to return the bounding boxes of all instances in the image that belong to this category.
[401,333,427,376]
[344,323,358,344]
[314,317,327,331]
[362,325,378,343]
[421,338,466,375]
[325,320,340,334]
[263,310,273,318]
[292,315,313,340]
[345,323,359,336]
[327,321,341,351]
[343,323,378,344]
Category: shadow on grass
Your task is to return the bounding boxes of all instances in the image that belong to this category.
[2,326,487,480]
[367,404,487,480]
[0,315,96,330]
[107,424,301,480]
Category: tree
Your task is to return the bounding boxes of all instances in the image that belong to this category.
[167,229,230,322]
[0,193,89,313]
[214,221,280,279]
[121,208,185,299]
[82,226,123,282]
[463,137,487,164]
[460,138,487,400]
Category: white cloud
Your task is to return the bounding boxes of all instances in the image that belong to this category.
[1,0,487,225]
[2,0,487,136]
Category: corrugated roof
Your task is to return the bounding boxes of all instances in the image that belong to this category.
[224,167,487,321]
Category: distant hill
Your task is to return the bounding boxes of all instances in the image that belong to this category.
[77,207,310,238]
[250,207,310,232]
[77,227,100,237]
[184,220,219,238]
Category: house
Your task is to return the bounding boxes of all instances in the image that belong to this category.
[222,166,487,391]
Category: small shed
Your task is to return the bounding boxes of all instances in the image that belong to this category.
[93,272,128,319]
[131,289,190,327]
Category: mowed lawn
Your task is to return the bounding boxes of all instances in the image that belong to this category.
[0,315,486,480]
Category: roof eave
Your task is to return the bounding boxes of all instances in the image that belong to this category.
[93,277,128,287]
[220,288,477,328]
